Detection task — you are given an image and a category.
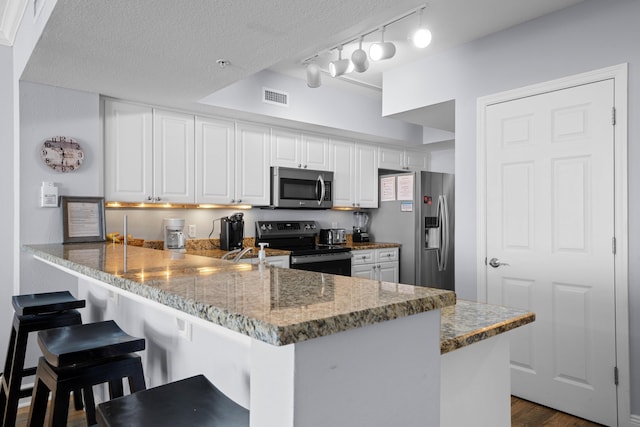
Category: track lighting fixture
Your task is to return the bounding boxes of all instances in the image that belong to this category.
[369,26,396,61]
[306,62,321,88]
[302,4,432,88]
[329,46,354,77]
[412,7,432,48]
[351,36,369,73]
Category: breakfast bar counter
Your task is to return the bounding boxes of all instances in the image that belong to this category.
[23,243,533,427]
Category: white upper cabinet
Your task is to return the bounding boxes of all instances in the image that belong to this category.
[105,101,195,203]
[271,128,331,171]
[302,133,331,171]
[354,143,378,208]
[153,109,195,204]
[235,122,271,206]
[195,116,235,204]
[104,100,154,202]
[331,139,378,208]
[378,146,429,171]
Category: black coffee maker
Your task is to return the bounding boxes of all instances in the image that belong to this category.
[220,213,244,250]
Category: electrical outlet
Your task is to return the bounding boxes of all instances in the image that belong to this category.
[188,224,196,238]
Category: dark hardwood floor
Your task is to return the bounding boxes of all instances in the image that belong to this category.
[15,395,603,426]
[511,396,604,427]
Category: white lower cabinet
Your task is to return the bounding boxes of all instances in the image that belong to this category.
[351,247,399,282]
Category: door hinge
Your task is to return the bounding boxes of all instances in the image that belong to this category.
[484,257,487,266]
[614,366,619,385]
[612,107,616,126]
[612,237,617,255]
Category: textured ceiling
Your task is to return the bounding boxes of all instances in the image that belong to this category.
[20,0,583,122]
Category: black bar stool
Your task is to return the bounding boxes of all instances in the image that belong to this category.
[96,375,249,427]
[27,320,146,427]
[0,291,85,427]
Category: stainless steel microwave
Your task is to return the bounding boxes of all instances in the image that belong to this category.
[270,167,333,209]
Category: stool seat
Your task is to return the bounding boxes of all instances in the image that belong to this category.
[38,320,145,367]
[97,375,249,427]
[12,291,85,315]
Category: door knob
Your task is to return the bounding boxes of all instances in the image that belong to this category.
[489,258,509,268]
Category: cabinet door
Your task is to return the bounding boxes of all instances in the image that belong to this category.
[271,127,301,168]
[153,109,195,203]
[354,143,378,208]
[352,263,376,280]
[236,122,270,206]
[351,250,375,265]
[330,139,356,207]
[104,100,153,202]
[195,116,235,204]
[404,150,429,171]
[377,262,399,283]
[302,133,331,171]
[378,146,405,171]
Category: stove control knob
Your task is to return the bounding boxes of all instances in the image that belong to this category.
[260,224,267,231]
[267,224,273,230]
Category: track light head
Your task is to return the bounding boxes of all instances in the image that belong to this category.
[329,47,354,77]
[306,62,321,88]
[351,37,369,73]
[413,7,432,48]
[369,27,396,61]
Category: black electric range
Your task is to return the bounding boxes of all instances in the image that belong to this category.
[255,221,352,276]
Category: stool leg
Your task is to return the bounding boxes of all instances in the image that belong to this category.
[2,320,29,427]
[108,378,124,399]
[27,373,50,427]
[72,388,84,410]
[82,386,97,426]
[127,358,147,393]
[48,385,70,427]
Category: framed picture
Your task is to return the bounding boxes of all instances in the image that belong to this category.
[61,196,106,243]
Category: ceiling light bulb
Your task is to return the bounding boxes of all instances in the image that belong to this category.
[369,27,396,61]
[351,37,369,73]
[306,62,321,88]
[329,47,354,77]
[413,28,432,48]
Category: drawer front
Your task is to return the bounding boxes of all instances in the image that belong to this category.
[376,248,399,262]
[351,250,374,265]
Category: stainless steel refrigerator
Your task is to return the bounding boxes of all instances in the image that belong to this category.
[368,171,454,290]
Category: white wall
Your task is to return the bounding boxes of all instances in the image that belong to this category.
[19,82,101,297]
[201,69,423,145]
[382,0,640,415]
[0,43,16,370]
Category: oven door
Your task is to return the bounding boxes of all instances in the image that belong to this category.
[289,252,352,276]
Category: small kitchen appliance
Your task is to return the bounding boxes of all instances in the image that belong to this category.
[352,211,370,242]
[220,212,244,250]
[163,218,186,252]
[319,228,347,245]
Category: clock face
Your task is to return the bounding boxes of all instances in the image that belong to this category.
[40,136,84,172]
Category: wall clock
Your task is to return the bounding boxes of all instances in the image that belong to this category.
[40,136,84,172]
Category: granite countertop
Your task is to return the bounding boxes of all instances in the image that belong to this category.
[440,300,535,354]
[23,243,455,347]
[348,242,401,250]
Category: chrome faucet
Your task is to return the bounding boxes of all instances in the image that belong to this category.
[232,247,253,262]
[221,248,241,260]
[222,247,253,262]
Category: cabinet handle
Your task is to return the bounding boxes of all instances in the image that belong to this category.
[298,164,302,168]
[231,199,236,203]
[303,164,307,168]
[155,197,161,202]
[237,199,242,203]
[147,196,152,201]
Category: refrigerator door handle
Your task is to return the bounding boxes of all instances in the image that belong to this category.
[437,195,450,272]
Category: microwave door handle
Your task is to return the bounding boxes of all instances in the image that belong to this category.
[317,174,326,206]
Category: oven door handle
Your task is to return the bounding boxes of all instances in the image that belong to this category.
[316,174,326,206]
[290,252,352,265]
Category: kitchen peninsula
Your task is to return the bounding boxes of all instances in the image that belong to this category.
[23,243,533,426]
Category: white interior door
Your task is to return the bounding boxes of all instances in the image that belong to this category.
[484,79,617,426]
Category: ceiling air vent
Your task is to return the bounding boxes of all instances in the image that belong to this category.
[263,88,289,107]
